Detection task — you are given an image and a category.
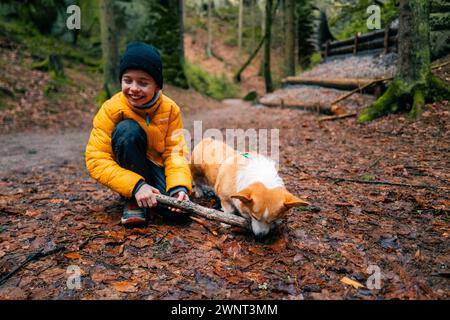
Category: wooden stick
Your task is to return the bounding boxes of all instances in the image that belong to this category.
[0,245,66,286]
[331,77,391,105]
[318,113,357,122]
[155,194,250,230]
[431,60,450,70]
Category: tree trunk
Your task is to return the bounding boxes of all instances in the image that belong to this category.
[238,0,244,56]
[141,0,188,88]
[263,0,273,93]
[358,0,450,122]
[259,0,266,76]
[233,34,266,82]
[317,10,335,54]
[207,0,212,57]
[99,0,120,97]
[284,0,295,76]
[251,0,256,51]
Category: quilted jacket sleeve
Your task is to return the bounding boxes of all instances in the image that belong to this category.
[162,105,192,193]
[85,101,144,198]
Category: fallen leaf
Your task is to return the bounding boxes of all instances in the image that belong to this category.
[130,237,152,249]
[38,268,66,280]
[130,228,152,236]
[24,209,41,217]
[247,246,266,256]
[105,230,126,241]
[340,276,365,289]
[91,272,117,283]
[64,252,81,260]
[222,240,242,259]
[269,237,288,252]
[111,281,137,293]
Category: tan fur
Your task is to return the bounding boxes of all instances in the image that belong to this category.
[191,138,309,237]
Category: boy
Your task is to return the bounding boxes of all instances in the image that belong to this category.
[85,42,192,226]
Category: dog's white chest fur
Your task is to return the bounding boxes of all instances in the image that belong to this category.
[236,155,284,191]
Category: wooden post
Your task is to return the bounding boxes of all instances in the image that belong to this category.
[353,33,359,55]
[384,25,390,54]
[325,40,330,58]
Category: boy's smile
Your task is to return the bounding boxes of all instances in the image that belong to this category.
[121,69,160,107]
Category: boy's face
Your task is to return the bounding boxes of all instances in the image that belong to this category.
[121,69,160,107]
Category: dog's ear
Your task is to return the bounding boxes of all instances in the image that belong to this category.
[231,188,253,204]
[284,192,310,208]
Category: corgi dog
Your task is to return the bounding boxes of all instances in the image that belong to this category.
[190,138,309,238]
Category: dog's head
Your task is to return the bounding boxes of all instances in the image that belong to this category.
[231,182,309,239]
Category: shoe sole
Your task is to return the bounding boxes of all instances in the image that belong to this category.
[121,216,146,226]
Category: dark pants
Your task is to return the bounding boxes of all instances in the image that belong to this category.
[112,119,186,222]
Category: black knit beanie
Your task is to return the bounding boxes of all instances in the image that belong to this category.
[119,42,163,89]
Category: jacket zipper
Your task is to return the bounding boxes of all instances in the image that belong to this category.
[146,113,150,126]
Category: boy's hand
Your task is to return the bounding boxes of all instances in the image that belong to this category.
[135,184,160,208]
[169,191,189,213]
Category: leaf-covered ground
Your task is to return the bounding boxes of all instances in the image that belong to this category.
[1,96,448,299]
[1,33,449,299]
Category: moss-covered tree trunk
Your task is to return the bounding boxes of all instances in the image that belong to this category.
[99,0,120,97]
[284,0,295,77]
[359,0,450,122]
[263,0,273,93]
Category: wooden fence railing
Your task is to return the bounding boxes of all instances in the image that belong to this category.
[321,5,449,59]
[321,26,398,58]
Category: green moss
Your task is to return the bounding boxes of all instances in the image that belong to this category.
[0,18,101,69]
[331,0,399,40]
[185,62,239,100]
[410,87,426,118]
[361,174,375,182]
[243,90,258,102]
[96,89,109,109]
[359,72,450,122]
[44,76,70,97]
[358,82,399,122]
[310,52,323,68]
[429,75,450,101]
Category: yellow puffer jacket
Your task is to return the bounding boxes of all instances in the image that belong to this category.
[85,91,192,198]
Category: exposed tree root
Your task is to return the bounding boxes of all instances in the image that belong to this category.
[358,74,450,122]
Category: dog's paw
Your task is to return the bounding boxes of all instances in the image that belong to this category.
[192,185,204,198]
[204,190,217,199]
